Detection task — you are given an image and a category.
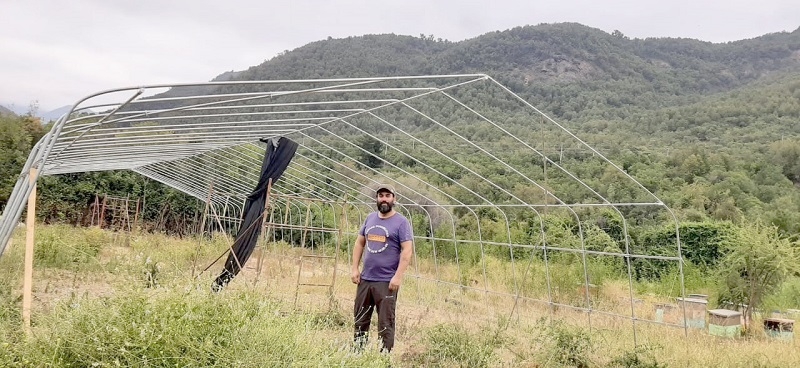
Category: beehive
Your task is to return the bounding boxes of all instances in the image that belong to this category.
[707,309,742,338]
[764,318,794,341]
[676,297,708,328]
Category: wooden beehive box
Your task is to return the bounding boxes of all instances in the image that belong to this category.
[708,309,742,338]
[764,318,794,341]
[676,297,708,328]
[654,303,677,324]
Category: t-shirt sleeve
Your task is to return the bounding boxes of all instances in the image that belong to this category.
[359,214,369,236]
[399,218,414,243]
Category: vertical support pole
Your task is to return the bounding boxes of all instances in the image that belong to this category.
[280,197,292,273]
[91,195,99,227]
[283,198,291,242]
[255,179,273,285]
[331,199,346,309]
[192,182,214,279]
[342,198,350,256]
[294,256,304,309]
[22,167,37,334]
[301,200,311,249]
[99,194,107,229]
[125,195,131,232]
[140,180,147,232]
[133,198,140,233]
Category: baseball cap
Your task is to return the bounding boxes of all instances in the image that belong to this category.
[375,183,396,196]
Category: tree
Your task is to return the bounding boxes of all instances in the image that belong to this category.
[355,136,384,169]
[0,116,33,207]
[611,30,629,40]
[769,139,800,184]
[716,222,800,332]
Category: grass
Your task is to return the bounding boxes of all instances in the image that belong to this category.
[1,224,799,367]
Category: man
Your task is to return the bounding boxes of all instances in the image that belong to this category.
[351,184,414,353]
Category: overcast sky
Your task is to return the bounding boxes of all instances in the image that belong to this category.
[1,0,798,112]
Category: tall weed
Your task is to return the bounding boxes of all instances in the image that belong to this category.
[406,323,499,367]
[5,288,389,367]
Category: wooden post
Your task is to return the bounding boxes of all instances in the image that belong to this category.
[124,195,131,232]
[91,195,99,227]
[99,194,107,229]
[255,179,273,284]
[133,198,140,233]
[301,200,311,248]
[22,167,37,334]
[140,185,147,232]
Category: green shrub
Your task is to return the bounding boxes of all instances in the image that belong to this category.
[33,225,104,269]
[633,221,737,280]
[4,288,390,367]
[607,345,666,368]
[409,323,497,367]
[534,319,594,368]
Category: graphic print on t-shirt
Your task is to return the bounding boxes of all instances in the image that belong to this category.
[365,225,390,254]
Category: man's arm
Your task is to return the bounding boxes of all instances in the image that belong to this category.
[351,235,366,284]
[389,240,413,291]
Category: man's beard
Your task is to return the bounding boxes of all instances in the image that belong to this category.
[377,201,393,214]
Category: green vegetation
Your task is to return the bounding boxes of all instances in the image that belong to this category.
[716,222,800,331]
[0,224,798,367]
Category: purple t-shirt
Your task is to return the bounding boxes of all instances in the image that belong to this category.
[359,212,414,282]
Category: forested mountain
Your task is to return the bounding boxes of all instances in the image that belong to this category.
[232,23,800,124]
[205,23,800,233]
[3,22,800,236]
[222,23,800,157]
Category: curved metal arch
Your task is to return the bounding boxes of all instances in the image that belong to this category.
[0,74,686,347]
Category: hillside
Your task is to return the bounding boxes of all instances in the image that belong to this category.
[201,23,800,230]
[227,23,800,124]
[0,105,16,117]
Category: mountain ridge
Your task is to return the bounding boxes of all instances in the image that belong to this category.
[163,22,792,143]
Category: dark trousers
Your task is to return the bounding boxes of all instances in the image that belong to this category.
[354,280,397,352]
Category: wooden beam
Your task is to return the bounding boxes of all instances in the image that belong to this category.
[22,167,37,334]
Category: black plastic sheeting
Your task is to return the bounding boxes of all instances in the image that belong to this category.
[212,137,298,291]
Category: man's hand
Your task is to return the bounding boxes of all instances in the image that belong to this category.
[351,269,361,284]
[389,275,403,291]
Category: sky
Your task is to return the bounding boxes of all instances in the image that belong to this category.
[1,0,798,113]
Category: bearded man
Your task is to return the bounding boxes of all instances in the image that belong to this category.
[350,184,414,353]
